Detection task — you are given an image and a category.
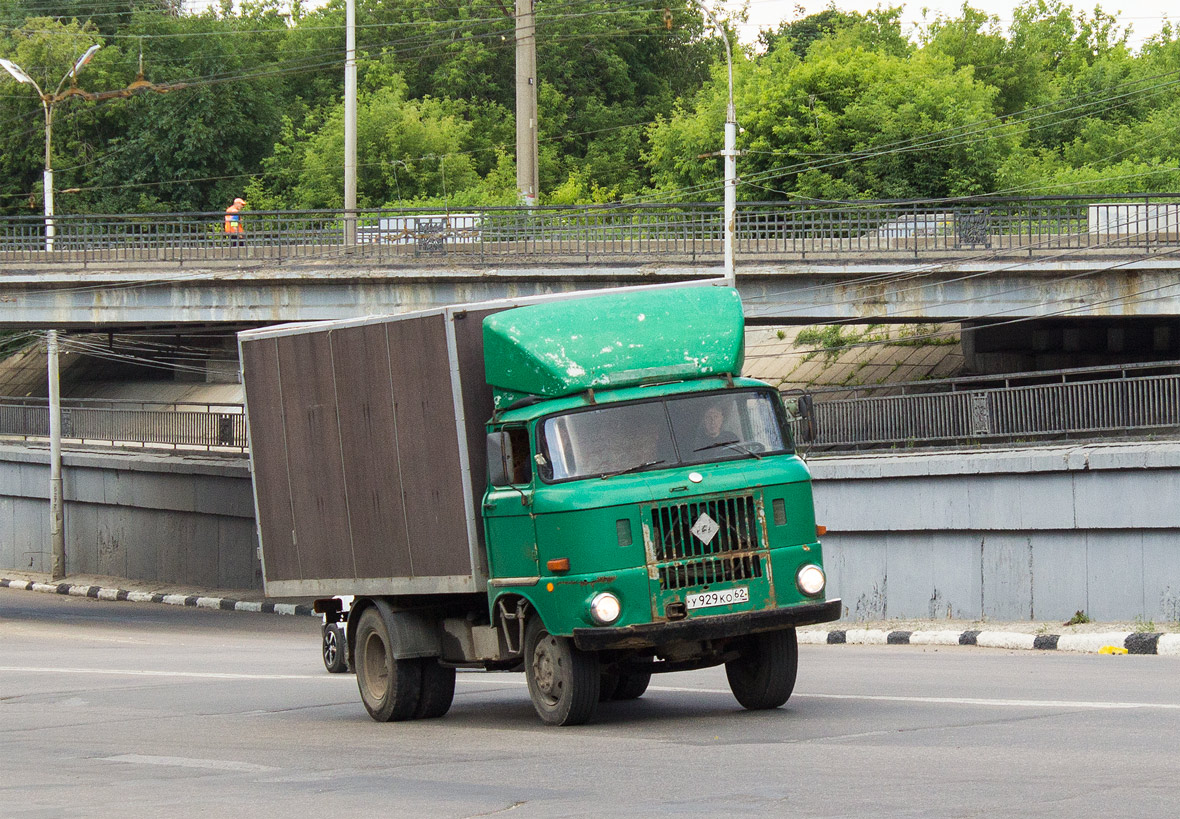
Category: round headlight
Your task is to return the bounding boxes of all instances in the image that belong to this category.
[796,564,826,597]
[589,592,622,625]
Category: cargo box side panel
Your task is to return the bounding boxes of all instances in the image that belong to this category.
[330,323,413,580]
[276,332,356,580]
[452,307,507,565]
[241,337,301,583]
[386,314,472,578]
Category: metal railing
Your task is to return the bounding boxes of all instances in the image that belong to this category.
[0,397,246,452]
[2,194,1178,264]
[804,360,1180,451]
[3,360,1178,455]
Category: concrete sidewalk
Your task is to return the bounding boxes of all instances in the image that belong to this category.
[3,570,1178,656]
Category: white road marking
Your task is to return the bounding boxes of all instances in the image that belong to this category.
[788,692,1180,710]
[99,754,277,772]
[454,678,1180,710]
[4,667,1178,711]
[0,666,333,680]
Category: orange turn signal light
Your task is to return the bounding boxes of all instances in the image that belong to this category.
[816,525,827,537]
[547,557,571,572]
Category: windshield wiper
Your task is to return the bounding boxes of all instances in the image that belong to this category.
[693,440,763,460]
[601,459,666,479]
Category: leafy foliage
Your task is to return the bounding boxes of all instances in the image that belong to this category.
[0,0,1178,214]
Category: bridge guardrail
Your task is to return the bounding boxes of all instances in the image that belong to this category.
[3,360,1178,454]
[0,397,246,452]
[2,194,1179,263]
[800,360,1180,451]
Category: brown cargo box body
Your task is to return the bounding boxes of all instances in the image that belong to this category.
[239,283,710,598]
[239,308,498,598]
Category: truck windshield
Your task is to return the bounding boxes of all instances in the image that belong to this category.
[537,389,792,481]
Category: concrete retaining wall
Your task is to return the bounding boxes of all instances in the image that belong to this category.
[0,445,259,589]
[2,442,1178,619]
[811,442,1180,623]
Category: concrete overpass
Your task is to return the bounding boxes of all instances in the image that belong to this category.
[1,196,1179,328]
[2,251,1180,328]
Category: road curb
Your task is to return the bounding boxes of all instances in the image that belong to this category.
[0,577,315,617]
[3,576,1175,651]
[799,627,1180,656]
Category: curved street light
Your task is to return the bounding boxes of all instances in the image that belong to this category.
[1,44,102,252]
[2,43,98,579]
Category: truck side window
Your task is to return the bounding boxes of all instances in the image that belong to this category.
[505,427,532,484]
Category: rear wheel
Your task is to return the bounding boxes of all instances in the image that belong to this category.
[524,617,600,726]
[725,627,798,710]
[355,607,423,722]
[414,658,456,719]
[322,623,349,674]
[612,659,653,700]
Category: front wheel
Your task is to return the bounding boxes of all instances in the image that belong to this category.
[354,607,423,722]
[725,627,798,710]
[524,616,600,726]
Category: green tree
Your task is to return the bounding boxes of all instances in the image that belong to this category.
[79,6,291,212]
[647,16,1008,201]
[247,71,517,209]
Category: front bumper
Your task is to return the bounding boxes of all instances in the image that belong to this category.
[572,598,842,651]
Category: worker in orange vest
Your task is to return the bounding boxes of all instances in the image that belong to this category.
[225,197,246,246]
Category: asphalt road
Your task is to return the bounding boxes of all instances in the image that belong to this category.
[2,587,1178,818]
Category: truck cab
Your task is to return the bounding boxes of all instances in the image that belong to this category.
[480,287,840,724]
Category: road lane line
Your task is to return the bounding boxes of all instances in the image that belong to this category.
[5,667,1177,711]
[0,666,336,680]
[453,678,1180,710]
[788,692,1180,710]
[99,754,277,772]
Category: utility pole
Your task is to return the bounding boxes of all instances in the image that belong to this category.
[343,0,358,247]
[47,330,64,580]
[515,0,539,206]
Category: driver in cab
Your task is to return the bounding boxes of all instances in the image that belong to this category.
[693,403,736,453]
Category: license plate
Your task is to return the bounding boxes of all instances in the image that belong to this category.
[685,586,749,611]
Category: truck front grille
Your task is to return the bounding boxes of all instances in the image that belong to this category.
[648,493,762,561]
[659,554,764,591]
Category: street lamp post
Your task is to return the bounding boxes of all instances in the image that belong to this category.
[698,6,737,287]
[1,44,101,252]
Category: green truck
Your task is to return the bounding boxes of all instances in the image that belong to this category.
[238,284,840,726]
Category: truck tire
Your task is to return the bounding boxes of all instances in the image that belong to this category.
[355,607,423,722]
[598,673,620,701]
[322,623,350,674]
[524,616,600,726]
[725,627,798,710]
[414,658,456,719]
[612,659,653,700]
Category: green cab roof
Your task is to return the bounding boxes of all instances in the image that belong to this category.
[483,285,745,404]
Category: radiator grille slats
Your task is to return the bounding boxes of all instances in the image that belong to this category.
[658,554,763,591]
[648,493,765,592]
[650,494,759,561]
